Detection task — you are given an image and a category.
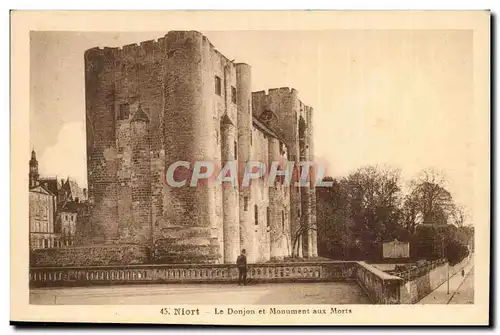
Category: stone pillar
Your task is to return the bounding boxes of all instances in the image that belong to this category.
[310,190,318,257]
[298,113,312,258]
[289,155,301,258]
[236,63,254,259]
[221,120,240,263]
[288,90,302,258]
[306,106,318,258]
[268,137,282,260]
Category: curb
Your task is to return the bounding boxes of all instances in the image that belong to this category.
[446,265,474,304]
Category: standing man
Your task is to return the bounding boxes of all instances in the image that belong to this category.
[236,249,248,286]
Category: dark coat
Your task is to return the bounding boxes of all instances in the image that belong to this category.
[236,254,247,268]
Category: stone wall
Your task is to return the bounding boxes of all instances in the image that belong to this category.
[30,244,149,267]
[355,261,402,304]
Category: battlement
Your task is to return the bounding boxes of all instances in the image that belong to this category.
[84,30,207,62]
[84,38,167,61]
[200,33,235,65]
[252,87,313,122]
[252,87,299,96]
[84,30,240,74]
[251,87,301,104]
[165,30,203,45]
[298,101,313,113]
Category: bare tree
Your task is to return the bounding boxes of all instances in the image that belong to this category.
[291,223,316,258]
[451,204,468,228]
[409,168,455,225]
[401,193,420,234]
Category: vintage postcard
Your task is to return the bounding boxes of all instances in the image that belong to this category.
[11,10,490,325]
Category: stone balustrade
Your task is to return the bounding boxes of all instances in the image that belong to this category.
[355,262,402,304]
[29,261,359,288]
[34,259,464,305]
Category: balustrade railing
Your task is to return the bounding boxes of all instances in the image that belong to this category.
[29,261,356,287]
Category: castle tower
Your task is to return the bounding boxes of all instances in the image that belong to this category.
[82,31,315,265]
[29,150,39,188]
[84,47,120,243]
[251,88,318,258]
[158,31,220,263]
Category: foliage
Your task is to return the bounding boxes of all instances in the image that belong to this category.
[317,165,407,260]
[316,166,473,263]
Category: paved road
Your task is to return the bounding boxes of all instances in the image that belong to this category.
[30,282,371,305]
[448,267,474,304]
[418,258,474,304]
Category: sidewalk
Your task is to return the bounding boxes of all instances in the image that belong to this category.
[417,257,474,304]
[448,266,474,304]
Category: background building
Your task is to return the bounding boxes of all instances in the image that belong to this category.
[29,185,58,249]
[29,149,89,250]
[29,151,59,249]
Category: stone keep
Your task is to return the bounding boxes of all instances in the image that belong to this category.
[85,31,318,264]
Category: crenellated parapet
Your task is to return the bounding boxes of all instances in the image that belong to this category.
[85,38,167,64]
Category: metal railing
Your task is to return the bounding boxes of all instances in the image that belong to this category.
[392,259,446,282]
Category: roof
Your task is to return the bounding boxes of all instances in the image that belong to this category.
[62,179,86,201]
[130,106,150,123]
[38,177,61,195]
[59,200,86,213]
[252,116,286,144]
[29,184,55,196]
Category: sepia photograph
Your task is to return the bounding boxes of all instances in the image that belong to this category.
[10,10,490,325]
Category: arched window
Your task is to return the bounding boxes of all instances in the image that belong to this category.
[215,76,222,96]
[244,196,248,211]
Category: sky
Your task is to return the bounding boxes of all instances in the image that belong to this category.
[30,30,474,220]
